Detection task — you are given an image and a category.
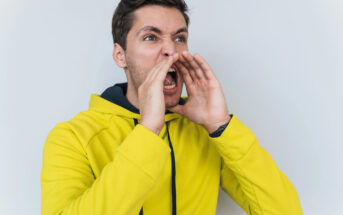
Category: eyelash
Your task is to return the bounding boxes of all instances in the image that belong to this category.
[144,35,156,41]
[143,34,187,43]
[175,36,186,42]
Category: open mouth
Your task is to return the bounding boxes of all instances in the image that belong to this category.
[163,65,178,94]
[164,66,177,90]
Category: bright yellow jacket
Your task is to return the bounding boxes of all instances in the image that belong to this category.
[41,83,302,215]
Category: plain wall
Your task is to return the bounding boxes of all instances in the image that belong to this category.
[1,0,342,214]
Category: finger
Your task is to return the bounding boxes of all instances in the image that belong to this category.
[146,57,171,83]
[183,51,206,80]
[153,57,173,82]
[179,53,198,81]
[175,61,193,84]
[179,53,192,69]
[175,61,196,96]
[193,54,216,80]
[180,61,198,83]
[167,104,184,116]
[158,53,179,80]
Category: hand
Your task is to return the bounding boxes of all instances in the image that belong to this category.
[138,53,179,135]
[167,51,231,134]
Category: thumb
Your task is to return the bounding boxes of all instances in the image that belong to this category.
[167,104,185,116]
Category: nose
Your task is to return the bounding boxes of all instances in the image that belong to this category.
[162,39,176,57]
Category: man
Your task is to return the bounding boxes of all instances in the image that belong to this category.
[41,0,303,214]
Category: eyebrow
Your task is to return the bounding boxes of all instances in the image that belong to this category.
[136,26,188,36]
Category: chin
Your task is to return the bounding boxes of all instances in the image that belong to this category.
[165,98,180,108]
[164,94,181,108]
[164,82,183,108]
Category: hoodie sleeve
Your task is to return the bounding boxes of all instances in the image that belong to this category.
[209,115,303,215]
[41,122,170,215]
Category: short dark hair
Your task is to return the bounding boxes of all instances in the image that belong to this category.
[112,0,190,50]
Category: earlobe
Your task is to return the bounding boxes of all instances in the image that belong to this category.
[113,43,127,68]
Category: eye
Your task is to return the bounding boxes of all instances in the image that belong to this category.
[175,36,186,43]
[144,35,156,41]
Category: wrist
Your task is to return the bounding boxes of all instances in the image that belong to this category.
[140,121,162,135]
[204,115,232,134]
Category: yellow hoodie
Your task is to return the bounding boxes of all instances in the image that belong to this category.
[41,83,302,215]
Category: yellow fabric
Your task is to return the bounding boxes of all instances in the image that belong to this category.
[41,94,302,215]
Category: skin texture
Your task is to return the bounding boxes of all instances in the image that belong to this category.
[112,5,231,135]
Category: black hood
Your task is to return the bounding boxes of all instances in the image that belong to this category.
[100,82,186,114]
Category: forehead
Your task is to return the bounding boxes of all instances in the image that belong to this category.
[131,5,187,33]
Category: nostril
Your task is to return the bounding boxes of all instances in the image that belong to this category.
[164,53,169,57]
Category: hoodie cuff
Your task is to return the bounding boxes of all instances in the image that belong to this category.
[209,114,258,162]
[117,124,171,181]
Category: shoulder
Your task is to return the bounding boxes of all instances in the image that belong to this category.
[46,110,113,150]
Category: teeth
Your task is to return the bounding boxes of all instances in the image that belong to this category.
[165,68,176,90]
[164,81,176,89]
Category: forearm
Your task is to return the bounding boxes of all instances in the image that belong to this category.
[210,115,303,214]
[41,123,170,215]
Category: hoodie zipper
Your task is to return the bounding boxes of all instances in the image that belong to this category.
[133,118,144,215]
[166,121,177,215]
[133,119,177,215]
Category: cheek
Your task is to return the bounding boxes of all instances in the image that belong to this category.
[135,45,161,68]
[176,44,188,54]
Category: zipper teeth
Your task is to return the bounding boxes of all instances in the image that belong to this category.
[133,119,177,215]
[166,121,177,215]
[133,118,144,215]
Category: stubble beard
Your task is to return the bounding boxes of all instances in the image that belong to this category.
[165,100,180,108]
[125,56,183,110]
[165,81,183,109]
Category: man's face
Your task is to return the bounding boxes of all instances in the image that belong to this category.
[124,5,188,108]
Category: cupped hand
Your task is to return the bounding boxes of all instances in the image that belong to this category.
[167,51,231,133]
[138,53,179,135]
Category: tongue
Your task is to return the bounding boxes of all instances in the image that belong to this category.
[164,73,174,85]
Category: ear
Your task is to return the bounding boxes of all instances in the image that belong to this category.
[112,43,127,68]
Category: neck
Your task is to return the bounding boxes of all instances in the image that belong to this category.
[125,82,140,110]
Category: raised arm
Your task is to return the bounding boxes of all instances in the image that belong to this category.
[210,115,303,214]
[41,122,170,215]
[168,51,302,214]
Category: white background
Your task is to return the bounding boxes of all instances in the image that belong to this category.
[1,0,342,214]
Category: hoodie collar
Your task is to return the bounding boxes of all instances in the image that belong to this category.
[100,82,140,114]
[89,82,186,121]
